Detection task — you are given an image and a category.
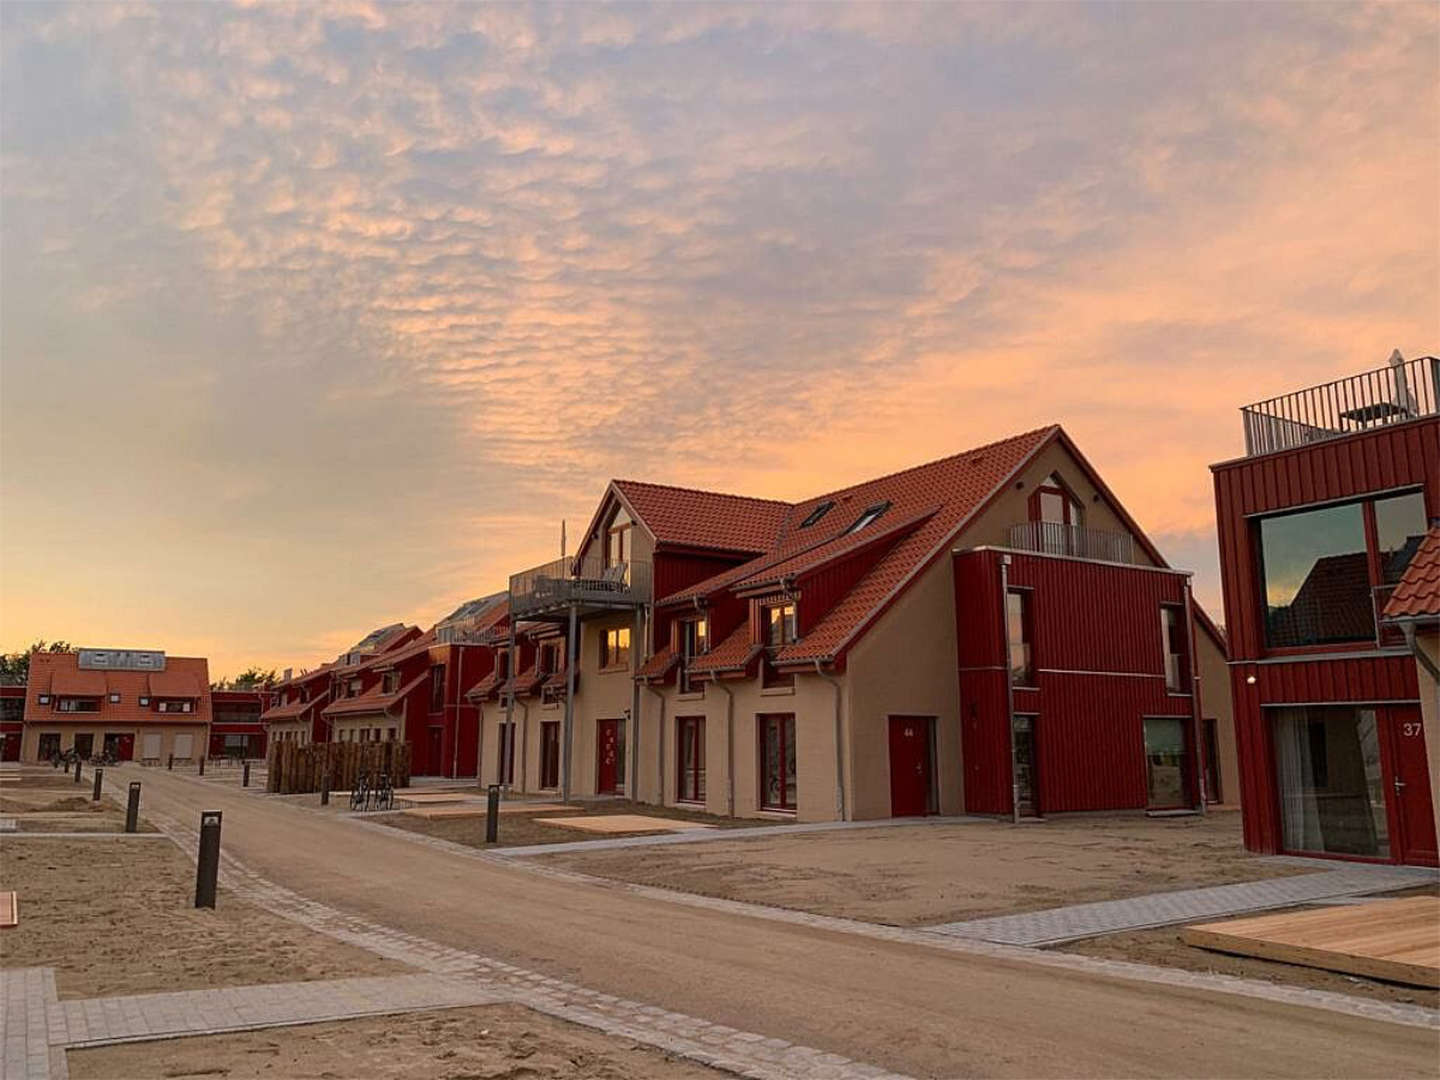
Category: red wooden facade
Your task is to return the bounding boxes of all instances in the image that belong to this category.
[1213,415,1439,865]
[1,684,24,761]
[955,548,1206,816]
[209,689,271,759]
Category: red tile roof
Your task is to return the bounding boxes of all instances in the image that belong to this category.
[612,480,792,554]
[148,669,203,698]
[1384,526,1440,620]
[687,623,762,676]
[260,691,328,721]
[374,629,439,669]
[27,652,212,725]
[322,671,428,718]
[636,644,679,681]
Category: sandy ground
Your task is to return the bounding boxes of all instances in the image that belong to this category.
[0,836,405,998]
[381,798,779,849]
[0,773,158,832]
[541,810,1312,926]
[67,1003,722,1079]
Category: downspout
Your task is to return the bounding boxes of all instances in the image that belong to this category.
[814,660,846,821]
[714,678,736,817]
[514,695,530,790]
[1000,554,1019,824]
[1184,579,1207,815]
[1402,623,1440,682]
[643,681,667,805]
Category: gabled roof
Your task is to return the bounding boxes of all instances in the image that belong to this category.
[27,652,212,724]
[687,623,763,676]
[374,629,439,669]
[1384,526,1440,620]
[592,480,791,556]
[636,644,679,682]
[261,690,329,722]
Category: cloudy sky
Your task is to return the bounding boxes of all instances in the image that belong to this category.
[2,2,1436,679]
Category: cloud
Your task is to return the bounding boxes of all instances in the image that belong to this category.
[1,1,1436,673]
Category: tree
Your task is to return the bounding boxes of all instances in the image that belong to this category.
[212,666,277,691]
[0,640,74,685]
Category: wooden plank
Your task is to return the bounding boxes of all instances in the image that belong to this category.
[0,891,17,929]
[1183,897,1440,988]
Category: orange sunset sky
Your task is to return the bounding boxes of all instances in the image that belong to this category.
[2,2,1437,681]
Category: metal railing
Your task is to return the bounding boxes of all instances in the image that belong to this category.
[508,554,652,617]
[1006,521,1140,565]
[1240,355,1438,457]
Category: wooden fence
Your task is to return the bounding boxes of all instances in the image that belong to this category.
[265,740,411,795]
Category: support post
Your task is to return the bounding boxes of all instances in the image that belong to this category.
[92,768,103,802]
[125,781,141,833]
[242,760,251,788]
[486,783,500,844]
[562,604,579,803]
[194,811,222,909]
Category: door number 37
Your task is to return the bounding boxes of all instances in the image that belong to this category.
[1402,722,1423,737]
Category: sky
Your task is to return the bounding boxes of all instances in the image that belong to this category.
[1,2,1436,681]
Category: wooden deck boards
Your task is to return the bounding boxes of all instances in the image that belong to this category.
[1183,896,1440,988]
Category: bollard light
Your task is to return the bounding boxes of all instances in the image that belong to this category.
[198,755,205,777]
[195,811,222,909]
[74,758,82,783]
[485,783,501,844]
[242,760,251,788]
[92,768,103,802]
[125,781,141,833]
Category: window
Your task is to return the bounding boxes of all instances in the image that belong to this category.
[1143,717,1192,810]
[1203,717,1223,805]
[844,501,890,535]
[38,732,61,759]
[1272,706,1389,857]
[600,626,631,669]
[1006,589,1034,687]
[387,727,397,741]
[1161,605,1189,693]
[759,713,797,811]
[347,678,362,698]
[605,508,632,582]
[679,618,708,694]
[0,698,21,723]
[138,695,149,706]
[108,693,121,704]
[540,721,560,788]
[538,640,561,676]
[1258,491,1427,649]
[37,694,51,705]
[677,716,706,803]
[57,698,100,713]
[800,501,835,528]
[1031,473,1085,554]
[430,664,446,711]
[494,650,509,680]
[762,602,797,689]
[381,671,399,694]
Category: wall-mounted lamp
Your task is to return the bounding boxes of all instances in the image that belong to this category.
[1245,675,1257,685]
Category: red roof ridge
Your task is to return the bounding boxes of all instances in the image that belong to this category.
[612,478,793,508]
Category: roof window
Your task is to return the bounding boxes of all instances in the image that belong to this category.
[800,501,835,528]
[844,501,891,535]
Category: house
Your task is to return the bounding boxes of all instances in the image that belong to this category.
[1212,351,1438,866]
[208,689,272,760]
[21,649,210,763]
[1,685,25,761]
[260,623,419,746]
[322,595,508,777]
[489,423,1237,822]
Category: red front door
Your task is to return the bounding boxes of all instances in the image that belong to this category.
[1385,706,1438,867]
[0,732,19,761]
[888,715,934,817]
[116,734,134,761]
[596,719,620,795]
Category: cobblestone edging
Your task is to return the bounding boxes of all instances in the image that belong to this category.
[333,811,1440,1033]
[102,784,909,1080]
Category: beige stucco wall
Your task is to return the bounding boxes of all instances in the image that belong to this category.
[331,717,401,742]
[845,554,963,819]
[566,611,641,798]
[265,718,312,745]
[21,722,208,763]
[1194,620,1241,808]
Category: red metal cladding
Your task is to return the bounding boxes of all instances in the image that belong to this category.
[1213,418,1439,661]
[954,549,1199,816]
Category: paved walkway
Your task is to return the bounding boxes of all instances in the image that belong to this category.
[925,864,1440,945]
[490,814,987,857]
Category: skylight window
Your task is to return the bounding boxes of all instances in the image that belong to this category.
[799,501,834,528]
[845,501,891,535]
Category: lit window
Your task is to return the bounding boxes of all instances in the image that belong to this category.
[680,618,708,694]
[762,603,797,688]
[844,501,890,535]
[800,501,834,528]
[601,627,632,669]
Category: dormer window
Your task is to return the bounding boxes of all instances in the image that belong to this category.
[347,678,362,698]
[382,671,399,694]
[800,501,835,528]
[761,602,797,689]
[138,696,149,706]
[109,693,121,704]
[37,694,51,705]
[844,501,890,535]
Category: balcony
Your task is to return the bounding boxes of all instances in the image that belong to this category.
[508,554,652,620]
[1006,521,1142,565]
[1240,354,1438,457]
